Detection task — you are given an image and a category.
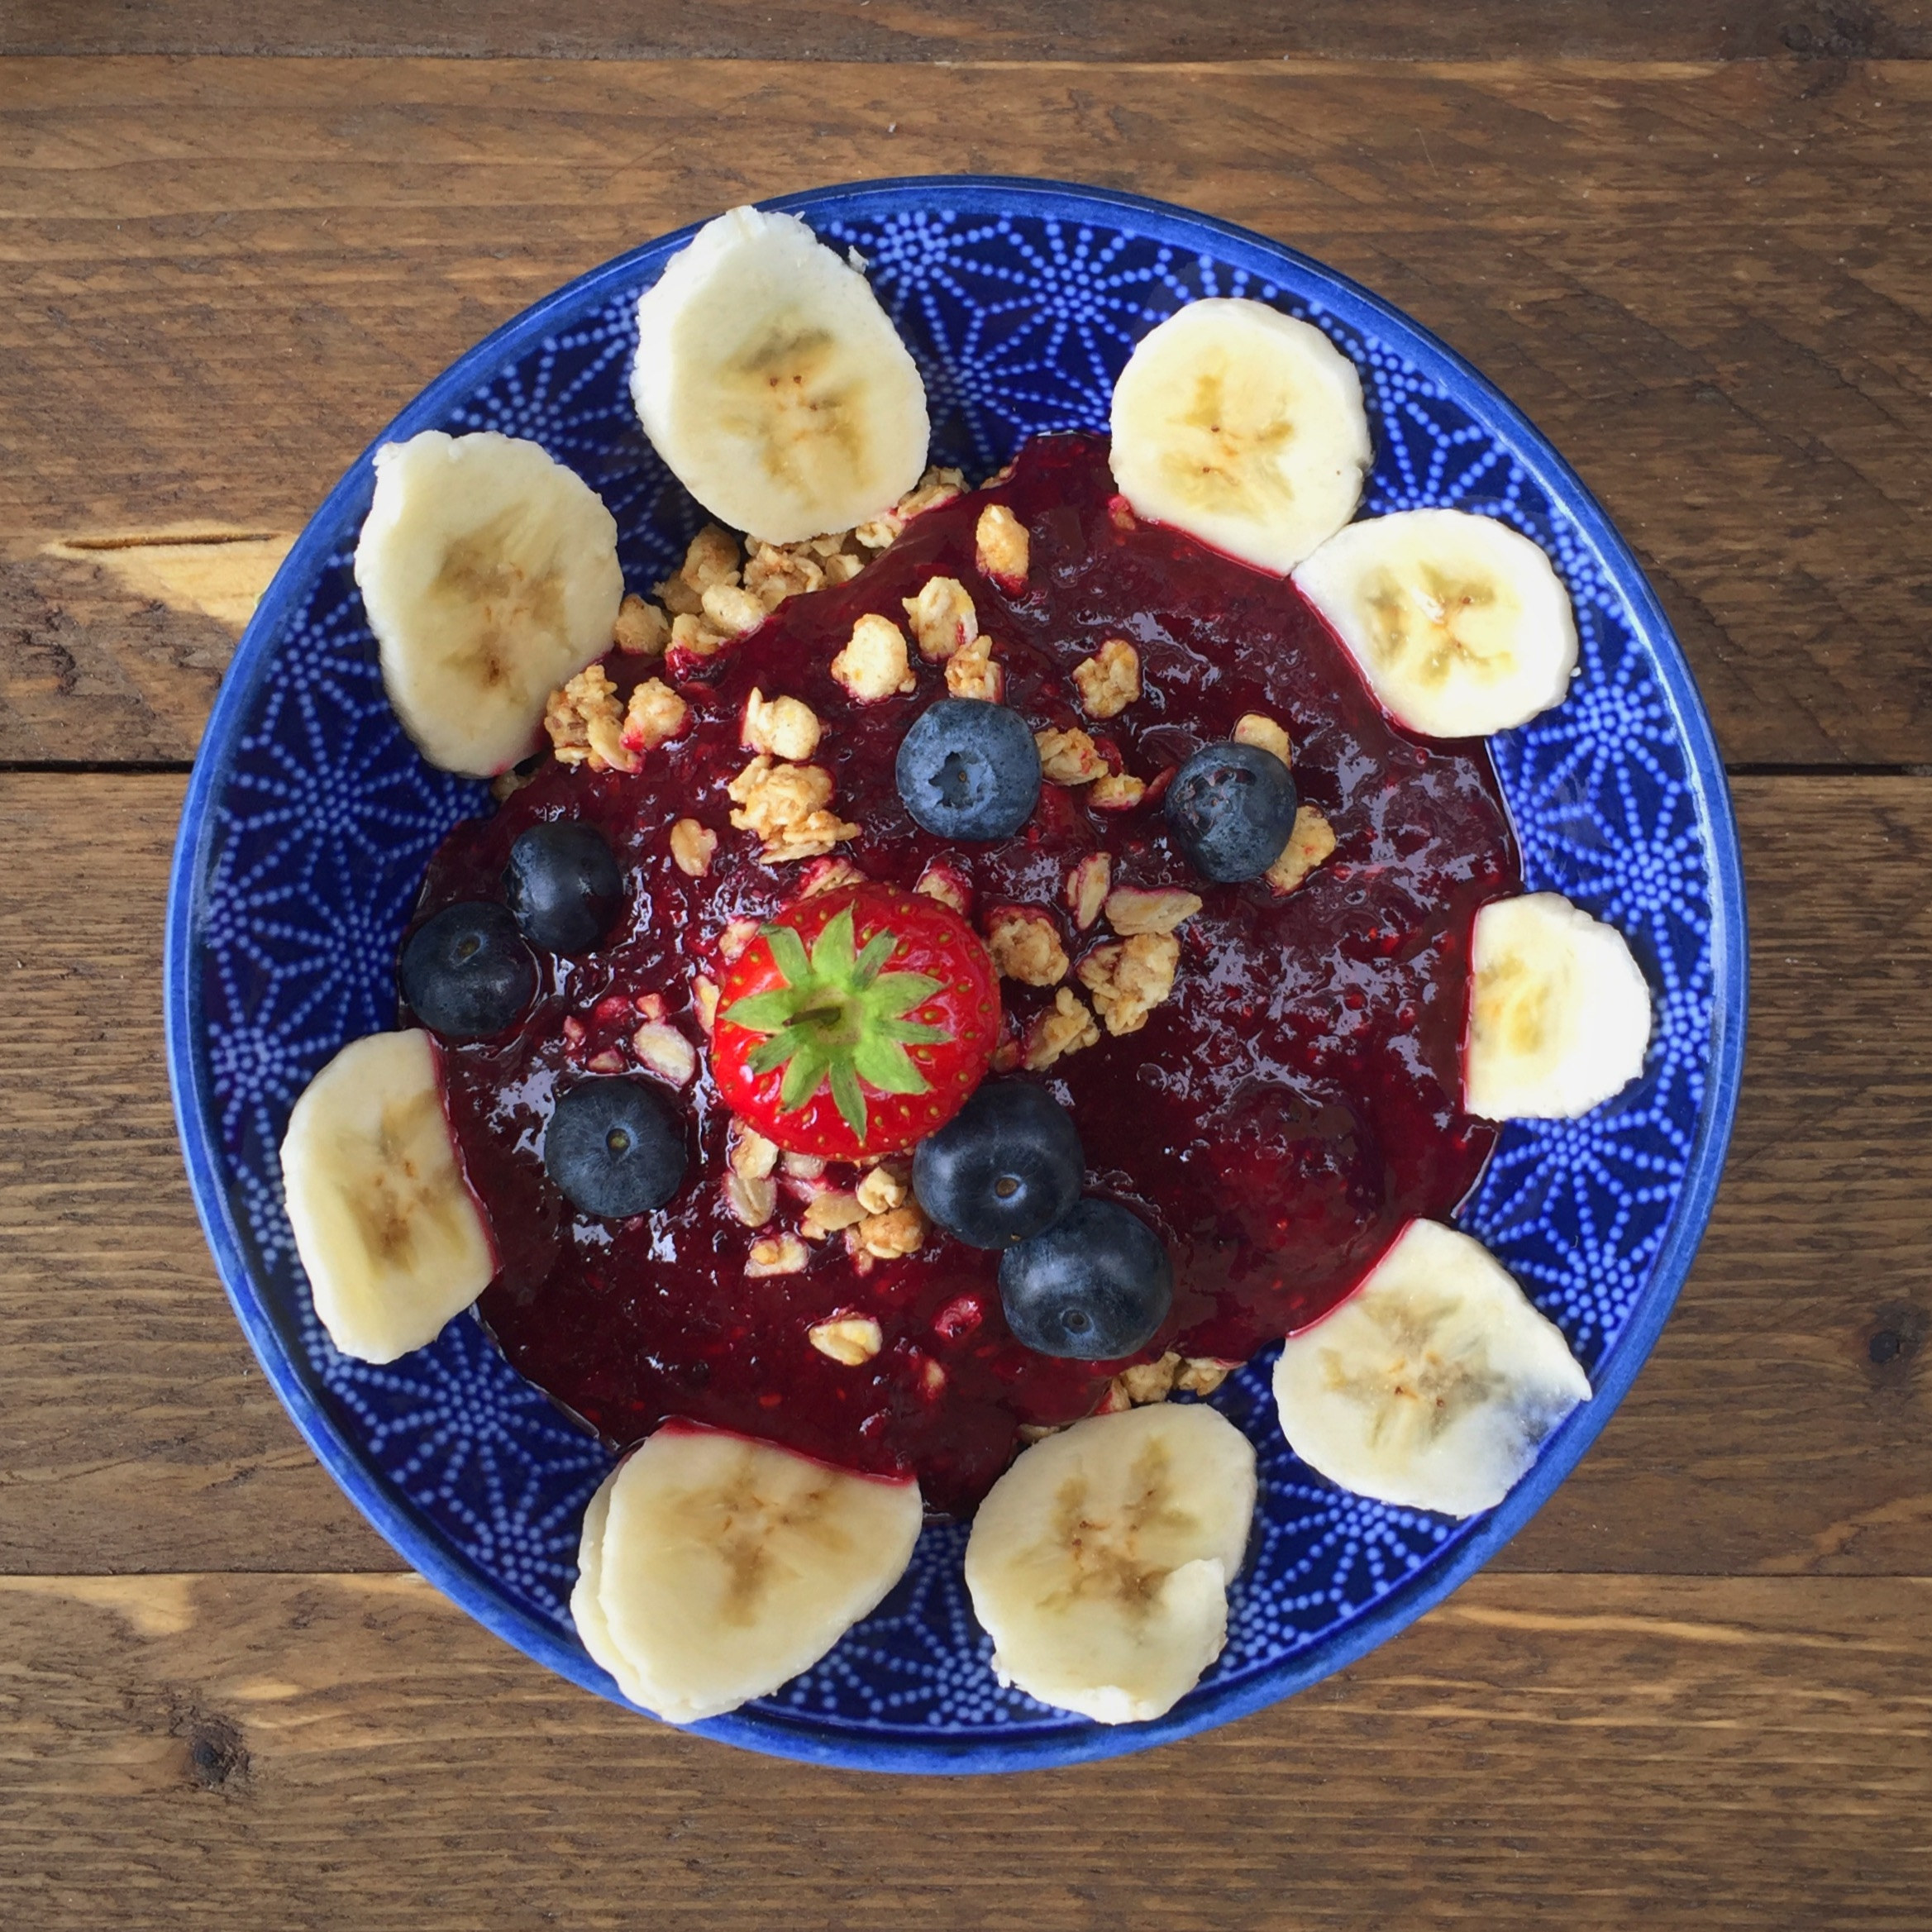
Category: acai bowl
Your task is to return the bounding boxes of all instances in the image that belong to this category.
[165,177,1746,1772]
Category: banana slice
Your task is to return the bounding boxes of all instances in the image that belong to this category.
[1273,1219,1590,1518]
[355,430,624,777]
[1292,508,1577,738]
[631,205,931,546]
[279,1029,496,1364]
[1465,893,1652,1119]
[584,1423,922,1724]
[964,1403,1257,1726]
[1109,298,1371,575]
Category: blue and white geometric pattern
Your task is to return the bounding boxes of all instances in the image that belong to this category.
[168,181,1743,1771]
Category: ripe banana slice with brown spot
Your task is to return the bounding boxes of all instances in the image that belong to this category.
[1109,298,1371,575]
[964,1403,1257,1725]
[355,430,625,776]
[575,1423,923,1724]
[1464,893,1652,1119]
[279,1029,496,1364]
[1273,1219,1590,1519]
[1292,507,1577,738]
[631,205,932,546]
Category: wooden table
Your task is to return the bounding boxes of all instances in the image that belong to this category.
[3,7,1929,1925]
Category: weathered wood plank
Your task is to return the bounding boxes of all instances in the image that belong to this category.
[1,771,1926,1576]
[7,0,1930,64]
[2,57,1928,763]
[0,1569,1924,1929]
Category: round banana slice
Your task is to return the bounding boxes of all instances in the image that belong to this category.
[1465,893,1652,1119]
[355,430,624,777]
[964,1403,1257,1726]
[1273,1219,1590,1519]
[279,1029,496,1364]
[1292,508,1577,738]
[1109,298,1371,575]
[590,1423,923,1724]
[631,204,932,546]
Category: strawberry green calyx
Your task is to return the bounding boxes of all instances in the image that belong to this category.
[723,905,947,1141]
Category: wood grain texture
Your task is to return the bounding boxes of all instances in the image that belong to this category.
[3,57,1930,764]
[0,1567,1925,1929]
[2,772,1926,1576]
[9,0,1932,63]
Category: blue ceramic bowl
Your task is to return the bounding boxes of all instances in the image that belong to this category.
[165,178,1746,1772]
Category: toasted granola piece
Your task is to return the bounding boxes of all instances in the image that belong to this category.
[823,551,866,585]
[544,664,633,772]
[724,1170,778,1228]
[668,818,717,878]
[613,594,670,656]
[915,861,973,917]
[855,1165,909,1217]
[726,756,860,861]
[1233,711,1292,768]
[1104,885,1202,937]
[853,1203,926,1261]
[1034,727,1106,787]
[1089,772,1146,813]
[831,613,917,702]
[621,677,689,757]
[798,855,866,899]
[944,632,1004,703]
[985,905,1070,987]
[717,916,761,962]
[976,503,1030,590]
[1071,639,1141,720]
[1066,852,1112,931]
[746,1233,809,1276]
[701,582,768,639]
[1176,1357,1235,1396]
[800,1190,869,1240]
[902,575,980,663]
[680,522,742,594]
[742,687,823,762]
[632,1021,698,1087]
[743,540,825,611]
[1266,804,1338,896]
[691,974,719,1034]
[855,465,968,549]
[1078,933,1181,1037]
[1114,1352,1182,1405]
[809,1314,884,1366]
[670,612,729,657]
[728,1121,780,1181]
[1019,986,1100,1071]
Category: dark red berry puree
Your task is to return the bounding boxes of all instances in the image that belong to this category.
[413,434,1519,1517]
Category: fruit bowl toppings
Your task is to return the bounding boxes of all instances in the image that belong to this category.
[265,201,1677,1740]
[711,884,1001,1160]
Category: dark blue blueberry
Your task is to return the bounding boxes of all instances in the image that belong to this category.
[913,1080,1084,1249]
[895,698,1042,842]
[998,1198,1173,1360]
[503,820,625,954]
[544,1079,687,1219]
[1164,741,1299,884]
[400,901,537,1040]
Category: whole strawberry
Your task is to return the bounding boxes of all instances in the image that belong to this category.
[711,883,1001,1160]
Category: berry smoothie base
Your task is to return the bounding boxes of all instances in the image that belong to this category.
[413,434,1519,1519]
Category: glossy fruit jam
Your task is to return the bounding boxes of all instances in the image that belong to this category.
[413,435,1519,1517]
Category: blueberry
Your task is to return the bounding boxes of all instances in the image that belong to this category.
[544,1079,687,1218]
[913,1081,1084,1249]
[503,820,624,954]
[1164,741,1299,883]
[896,698,1042,841]
[998,1199,1173,1360]
[400,901,537,1039]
